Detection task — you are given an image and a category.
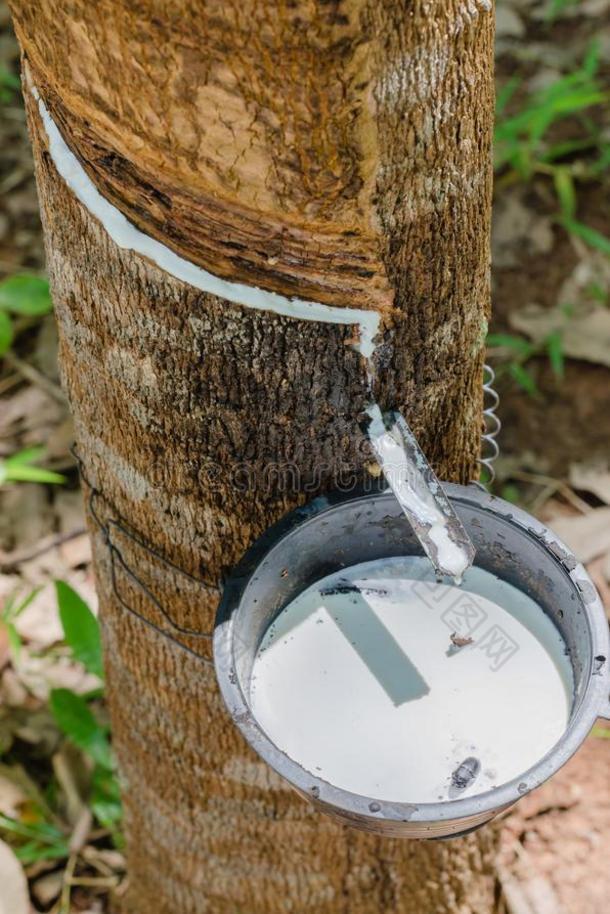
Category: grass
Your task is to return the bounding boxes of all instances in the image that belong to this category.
[0,446,66,486]
[544,0,581,22]
[491,31,610,399]
[495,40,610,255]
[0,582,123,907]
[486,329,566,397]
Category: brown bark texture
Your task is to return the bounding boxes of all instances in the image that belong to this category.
[11,0,497,911]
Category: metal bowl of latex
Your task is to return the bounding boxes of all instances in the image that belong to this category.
[214,485,610,838]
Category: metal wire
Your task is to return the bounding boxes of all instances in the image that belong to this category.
[72,449,214,664]
[478,363,501,486]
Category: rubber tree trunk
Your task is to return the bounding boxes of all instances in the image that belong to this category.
[10,1,497,911]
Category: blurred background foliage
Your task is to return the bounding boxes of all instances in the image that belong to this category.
[0,0,610,911]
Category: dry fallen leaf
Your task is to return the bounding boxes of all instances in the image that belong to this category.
[54,490,86,534]
[510,305,610,369]
[0,625,10,672]
[14,569,97,649]
[492,192,553,269]
[0,668,28,709]
[495,6,525,39]
[45,416,75,462]
[546,507,610,564]
[0,384,65,440]
[555,248,610,308]
[59,533,91,569]
[32,314,60,383]
[31,869,63,907]
[52,743,90,827]
[569,462,610,507]
[10,584,63,649]
[14,649,101,702]
[586,556,610,614]
[13,709,60,755]
[0,484,55,555]
[82,846,126,874]
[0,839,29,914]
[0,772,26,818]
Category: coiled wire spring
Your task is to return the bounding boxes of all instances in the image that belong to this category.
[478,364,501,486]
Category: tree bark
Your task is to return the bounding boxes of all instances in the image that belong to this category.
[10,1,497,911]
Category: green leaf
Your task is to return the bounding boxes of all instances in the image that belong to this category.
[509,362,539,397]
[3,586,43,623]
[0,463,66,485]
[486,333,536,358]
[0,447,66,485]
[562,218,610,255]
[55,580,103,678]
[553,166,576,219]
[494,46,606,181]
[0,275,52,316]
[479,464,493,487]
[583,38,601,78]
[0,816,60,841]
[0,67,20,91]
[585,283,608,306]
[4,446,45,466]
[496,76,521,117]
[546,331,565,379]
[0,69,20,104]
[544,0,579,22]
[15,842,69,865]
[6,623,22,659]
[500,484,522,505]
[91,765,123,837]
[542,137,598,162]
[591,143,610,177]
[0,309,13,355]
[0,586,39,655]
[49,689,112,769]
[545,90,606,117]
[0,814,69,864]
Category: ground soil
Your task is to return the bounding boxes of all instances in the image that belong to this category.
[492,179,610,475]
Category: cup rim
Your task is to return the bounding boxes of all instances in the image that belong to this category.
[214,484,610,830]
